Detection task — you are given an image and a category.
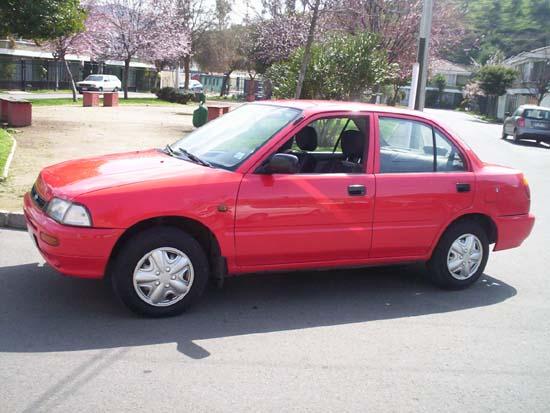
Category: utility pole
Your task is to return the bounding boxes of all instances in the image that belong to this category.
[414,0,433,111]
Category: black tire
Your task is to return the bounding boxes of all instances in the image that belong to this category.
[99,87,103,92]
[501,129,507,139]
[513,129,521,143]
[110,226,209,317]
[427,220,489,290]
[113,87,119,92]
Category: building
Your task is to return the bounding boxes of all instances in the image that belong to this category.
[398,59,472,109]
[502,45,550,115]
[0,39,157,92]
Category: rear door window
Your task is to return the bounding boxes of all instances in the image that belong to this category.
[378,117,466,173]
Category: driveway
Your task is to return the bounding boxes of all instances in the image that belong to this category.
[0,104,195,211]
[0,108,549,412]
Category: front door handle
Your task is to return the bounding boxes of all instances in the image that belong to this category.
[348,184,366,196]
[456,183,471,193]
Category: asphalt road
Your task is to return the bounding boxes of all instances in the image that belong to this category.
[1,109,549,412]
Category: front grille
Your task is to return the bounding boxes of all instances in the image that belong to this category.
[31,185,47,210]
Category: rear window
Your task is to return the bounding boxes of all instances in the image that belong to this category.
[523,109,550,120]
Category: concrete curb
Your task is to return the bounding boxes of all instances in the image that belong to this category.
[0,210,26,230]
[1,133,16,181]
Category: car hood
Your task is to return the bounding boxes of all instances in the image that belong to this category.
[37,149,226,200]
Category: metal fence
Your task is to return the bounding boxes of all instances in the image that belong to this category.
[0,57,156,91]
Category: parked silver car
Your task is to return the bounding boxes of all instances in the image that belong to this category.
[502,105,550,144]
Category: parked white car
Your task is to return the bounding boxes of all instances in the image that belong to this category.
[179,79,203,93]
[77,75,122,93]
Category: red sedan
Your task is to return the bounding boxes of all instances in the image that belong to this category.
[24,101,535,316]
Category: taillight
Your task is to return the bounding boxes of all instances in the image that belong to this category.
[517,117,525,128]
[521,174,530,200]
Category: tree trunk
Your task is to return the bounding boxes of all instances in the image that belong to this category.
[294,0,321,99]
[63,59,78,102]
[123,58,130,99]
[183,55,191,91]
[54,59,59,91]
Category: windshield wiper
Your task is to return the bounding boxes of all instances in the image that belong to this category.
[173,147,212,168]
[164,144,177,156]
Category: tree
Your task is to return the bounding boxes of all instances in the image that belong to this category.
[432,73,447,106]
[87,0,190,99]
[477,65,517,97]
[194,26,248,96]
[0,0,86,39]
[144,1,192,75]
[215,0,232,29]
[176,0,213,90]
[43,32,91,101]
[244,14,309,74]
[331,0,465,99]
[266,32,392,100]
[459,0,550,64]
[294,0,322,98]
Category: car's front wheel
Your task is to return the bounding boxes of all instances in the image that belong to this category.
[513,129,521,143]
[427,220,489,289]
[111,227,209,317]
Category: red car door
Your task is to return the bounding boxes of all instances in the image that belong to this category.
[234,113,375,269]
[371,114,475,258]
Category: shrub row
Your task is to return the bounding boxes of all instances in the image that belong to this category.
[155,87,194,104]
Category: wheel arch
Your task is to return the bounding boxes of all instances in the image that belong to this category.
[105,215,224,280]
[432,213,497,257]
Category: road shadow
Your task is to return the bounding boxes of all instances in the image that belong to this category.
[501,136,550,149]
[0,262,516,359]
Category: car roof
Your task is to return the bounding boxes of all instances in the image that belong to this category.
[253,100,437,121]
[519,104,550,111]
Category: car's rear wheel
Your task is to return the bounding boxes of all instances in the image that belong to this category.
[427,220,489,289]
[99,87,103,92]
[113,87,119,92]
[111,226,209,317]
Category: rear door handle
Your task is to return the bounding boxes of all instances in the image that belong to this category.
[348,184,366,196]
[456,183,471,193]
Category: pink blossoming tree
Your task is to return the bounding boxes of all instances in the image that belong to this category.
[86,0,191,98]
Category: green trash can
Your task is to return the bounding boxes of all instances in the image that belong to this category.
[192,102,208,128]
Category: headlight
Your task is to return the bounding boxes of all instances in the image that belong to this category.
[46,198,92,227]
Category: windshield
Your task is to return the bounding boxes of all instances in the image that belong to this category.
[85,75,103,81]
[170,104,301,170]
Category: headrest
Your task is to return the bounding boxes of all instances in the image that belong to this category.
[341,130,364,158]
[296,126,318,151]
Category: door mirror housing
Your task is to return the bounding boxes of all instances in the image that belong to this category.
[261,153,299,174]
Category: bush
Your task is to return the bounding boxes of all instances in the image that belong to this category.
[155,87,193,104]
[477,65,517,96]
[265,32,391,100]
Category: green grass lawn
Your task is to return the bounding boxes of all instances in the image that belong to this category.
[28,97,184,107]
[0,129,14,175]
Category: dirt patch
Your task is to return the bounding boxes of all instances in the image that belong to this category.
[0,104,196,211]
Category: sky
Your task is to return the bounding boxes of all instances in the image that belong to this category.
[229,0,265,23]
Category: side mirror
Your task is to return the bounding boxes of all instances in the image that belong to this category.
[262,153,299,174]
[504,112,511,117]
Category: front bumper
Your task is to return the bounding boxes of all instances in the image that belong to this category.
[493,213,535,251]
[23,193,123,279]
